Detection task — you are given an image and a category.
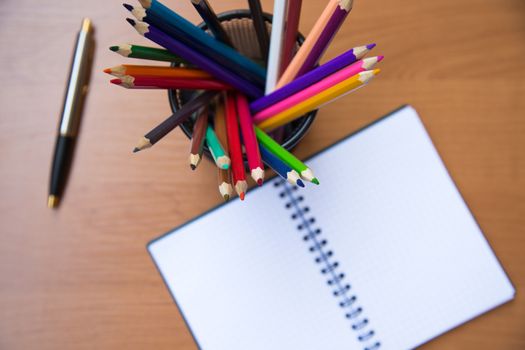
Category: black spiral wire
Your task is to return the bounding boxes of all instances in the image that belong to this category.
[274,179,381,350]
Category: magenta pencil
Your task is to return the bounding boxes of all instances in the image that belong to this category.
[235,93,265,185]
[253,56,382,124]
[110,75,232,90]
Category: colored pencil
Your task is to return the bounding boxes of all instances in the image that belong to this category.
[247,0,270,63]
[265,0,288,93]
[236,93,264,185]
[259,142,304,187]
[133,91,218,152]
[258,69,380,131]
[253,56,383,123]
[127,19,263,98]
[280,0,302,75]
[250,44,375,114]
[109,43,188,63]
[214,96,234,201]
[255,126,318,184]
[190,0,233,46]
[225,92,247,200]
[189,107,208,170]
[110,75,231,90]
[128,2,266,87]
[277,0,354,88]
[206,126,231,169]
[104,65,211,79]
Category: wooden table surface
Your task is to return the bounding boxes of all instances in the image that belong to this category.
[1,0,524,349]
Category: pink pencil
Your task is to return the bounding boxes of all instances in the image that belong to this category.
[235,93,265,185]
[253,56,383,124]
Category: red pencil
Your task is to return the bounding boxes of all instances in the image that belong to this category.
[280,0,302,75]
[235,93,264,185]
[225,92,247,200]
[110,75,231,90]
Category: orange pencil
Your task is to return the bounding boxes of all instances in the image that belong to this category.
[104,64,212,79]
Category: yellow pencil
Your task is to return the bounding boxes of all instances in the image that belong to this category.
[257,69,380,131]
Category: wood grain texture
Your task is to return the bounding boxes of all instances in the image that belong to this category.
[0,0,524,349]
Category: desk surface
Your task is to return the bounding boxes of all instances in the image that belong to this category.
[1,0,524,348]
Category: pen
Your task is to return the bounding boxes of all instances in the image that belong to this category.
[48,18,94,208]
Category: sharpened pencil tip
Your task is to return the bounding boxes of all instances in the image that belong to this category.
[109,46,119,52]
[297,179,305,188]
[311,178,320,185]
[123,3,133,11]
[239,192,245,200]
[256,179,263,186]
[133,147,140,153]
[190,164,196,171]
[103,68,111,74]
[110,78,122,85]
[223,194,230,201]
[366,43,376,50]
[126,18,136,26]
[377,55,384,62]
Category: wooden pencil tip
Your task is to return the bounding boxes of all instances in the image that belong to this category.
[48,195,59,208]
[133,147,140,153]
[297,179,305,188]
[123,3,133,11]
[126,18,136,26]
[190,164,196,171]
[223,194,230,201]
[103,68,111,74]
[109,46,119,52]
[311,178,320,185]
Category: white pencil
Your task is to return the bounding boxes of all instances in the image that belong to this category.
[265,0,288,94]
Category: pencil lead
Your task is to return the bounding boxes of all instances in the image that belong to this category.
[239,192,245,200]
[110,78,122,85]
[377,55,384,62]
[123,3,133,11]
[223,194,230,201]
[109,45,119,52]
[133,147,140,153]
[311,178,320,185]
[297,179,305,188]
[257,179,263,186]
[103,68,111,74]
[126,18,136,26]
[47,195,59,209]
[190,164,196,171]
[366,43,376,50]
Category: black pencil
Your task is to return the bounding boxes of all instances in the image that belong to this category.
[133,91,218,152]
[247,0,270,63]
[191,0,233,46]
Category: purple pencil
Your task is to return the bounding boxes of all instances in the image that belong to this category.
[126,18,264,99]
[249,44,374,114]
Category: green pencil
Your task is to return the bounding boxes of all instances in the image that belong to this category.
[254,126,319,184]
[206,126,231,169]
[109,43,188,64]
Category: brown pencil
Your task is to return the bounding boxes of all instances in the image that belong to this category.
[189,106,208,170]
[214,94,234,200]
[133,91,218,152]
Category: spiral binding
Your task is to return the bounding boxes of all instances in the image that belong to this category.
[274,179,381,350]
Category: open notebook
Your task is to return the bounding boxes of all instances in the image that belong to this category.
[148,105,515,350]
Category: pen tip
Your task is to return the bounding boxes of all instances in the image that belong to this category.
[126,18,136,26]
[123,3,133,11]
[311,178,320,185]
[297,179,305,188]
[366,43,376,50]
[48,195,59,209]
[109,45,119,52]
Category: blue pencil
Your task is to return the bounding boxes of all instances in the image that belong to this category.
[132,1,266,87]
[259,143,304,187]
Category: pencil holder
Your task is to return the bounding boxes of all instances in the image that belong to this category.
[169,9,317,159]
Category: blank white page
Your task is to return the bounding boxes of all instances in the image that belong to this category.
[149,183,360,349]
[300,105,515,349]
